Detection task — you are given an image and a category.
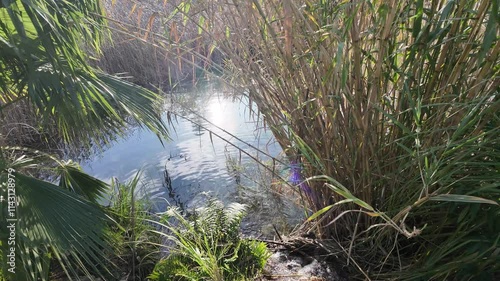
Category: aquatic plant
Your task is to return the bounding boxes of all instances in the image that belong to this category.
[149,200,270,281]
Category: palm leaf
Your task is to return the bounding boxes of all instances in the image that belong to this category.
[0,0,169,145]
[0,171,116,281]
[57,161,109,203]
[0,0,170,280]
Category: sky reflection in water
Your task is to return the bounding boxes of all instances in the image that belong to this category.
[81,88,303,236]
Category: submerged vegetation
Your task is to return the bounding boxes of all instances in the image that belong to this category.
[1,0,499,280]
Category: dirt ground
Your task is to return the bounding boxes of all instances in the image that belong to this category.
[257,248,348,281]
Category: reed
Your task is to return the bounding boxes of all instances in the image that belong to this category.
[0,100,61,151]
[158,0,499,279]
[94,0,225,89]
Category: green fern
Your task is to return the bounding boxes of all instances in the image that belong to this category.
[150,200,270,281]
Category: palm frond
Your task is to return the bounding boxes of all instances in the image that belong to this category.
[0,0,171,280]
[57,161,109,203]
[0,171,116,280]
[0,0,169,145]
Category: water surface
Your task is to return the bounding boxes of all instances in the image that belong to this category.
[81,87,303,235]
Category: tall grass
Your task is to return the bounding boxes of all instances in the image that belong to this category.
[94,0,224,89]
[126,0,500,279]
[106,174,161,280]
[100,0,499,278]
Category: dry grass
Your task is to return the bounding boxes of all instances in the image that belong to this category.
[93,0,225,89]
[0,101,62,151]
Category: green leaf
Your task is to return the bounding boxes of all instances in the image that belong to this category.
[0,172,116,280]
[57,161,109,203]
[198,15,205,35]
[429,194,499,206]
[476,6,497,65]
[307,205,333,221]
[412,0,424,39]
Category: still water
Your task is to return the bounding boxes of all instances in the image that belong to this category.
[80,87,303,236]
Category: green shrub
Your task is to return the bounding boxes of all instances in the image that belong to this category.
[149,200,270,281]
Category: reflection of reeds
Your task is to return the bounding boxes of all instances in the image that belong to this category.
[172,110,291,188]
[137,0,499,279]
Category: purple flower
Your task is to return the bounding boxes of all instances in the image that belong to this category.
[289,161,313,197]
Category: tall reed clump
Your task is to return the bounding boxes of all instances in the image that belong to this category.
[164,0,499,279]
